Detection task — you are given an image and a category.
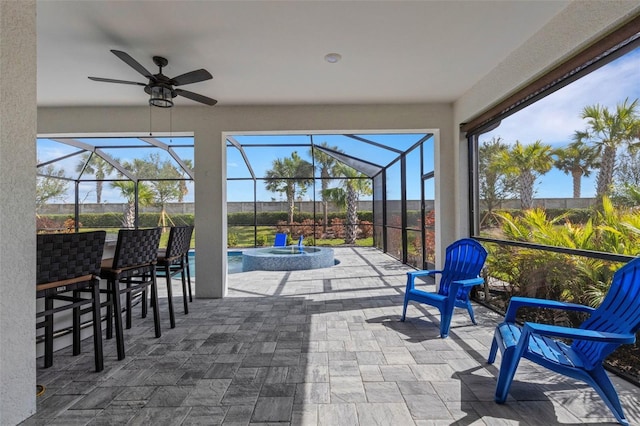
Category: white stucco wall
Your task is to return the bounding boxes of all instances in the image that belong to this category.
[452,1,640,239]
[0,1,37,424]
[38,103,454,298]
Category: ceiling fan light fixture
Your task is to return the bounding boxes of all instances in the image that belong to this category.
[149,85,174,108]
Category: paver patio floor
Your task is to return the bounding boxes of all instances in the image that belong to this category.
[25,247,639,425]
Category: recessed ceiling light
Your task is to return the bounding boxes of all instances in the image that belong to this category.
[324,53,342,63]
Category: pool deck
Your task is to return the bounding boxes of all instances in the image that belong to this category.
[27,247,640,425]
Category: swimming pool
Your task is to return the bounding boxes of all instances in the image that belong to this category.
[188,251,244,275]
[242,246,334,271]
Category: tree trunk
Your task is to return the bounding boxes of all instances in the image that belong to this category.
[596,144,616,205]
[323,201,328,236]
[96,181,103,204]
[345,186,359,244]
[123,202,135,228]
[520,171,534,209]
[571,169,582,198]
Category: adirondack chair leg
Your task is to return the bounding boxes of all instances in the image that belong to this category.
[589,366,629,426]
[494,346,523,403]
[401,298,409,322]
[487,337,499,364]
[440,310,452,338]
[466,301,477,325]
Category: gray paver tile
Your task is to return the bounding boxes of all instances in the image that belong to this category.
[26,248,638,426]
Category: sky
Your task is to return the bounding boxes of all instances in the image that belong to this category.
[479,46,640,198]
[37,46,640,205]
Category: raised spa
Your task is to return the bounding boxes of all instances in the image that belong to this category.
[242,246,335,271]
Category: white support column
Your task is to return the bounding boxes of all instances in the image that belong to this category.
[0,1,37,424]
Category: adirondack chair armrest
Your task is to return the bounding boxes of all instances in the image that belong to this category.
[505,296,596,322]
[448,277,484,301]
[523,322,636,344]
[452,277,484,288]
[407,269,441,279]
[406,270,441,291]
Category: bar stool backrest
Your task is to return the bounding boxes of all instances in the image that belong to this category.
[112,228,161,270]
[37,231,106,284]
[166,226,193,259]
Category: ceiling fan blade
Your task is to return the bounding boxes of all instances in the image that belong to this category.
[171,69,213,86]
[110,49,154,80]
[175,89,218,106]
[88,76,146,86]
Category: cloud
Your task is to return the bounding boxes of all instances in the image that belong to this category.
[481,49,640,145]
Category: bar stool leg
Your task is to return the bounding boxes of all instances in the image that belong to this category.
[180,261,189,315]
[44,297,54,368]
[105,289,113,339]
[125,278,132,329]
[150,271,162,338]
[72,290,81,356]
[165,264,176,329]
[110,279,125,360]
[185,253,193,302]
[91,281,104,372]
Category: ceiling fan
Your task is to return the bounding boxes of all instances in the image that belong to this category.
[89,49,217,107]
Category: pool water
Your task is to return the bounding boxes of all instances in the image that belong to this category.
[187,251,244,275]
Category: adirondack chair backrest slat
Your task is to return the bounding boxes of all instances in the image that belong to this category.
[438,239,487,300]
[574,258,640,370]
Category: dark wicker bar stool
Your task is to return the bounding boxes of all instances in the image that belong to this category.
[100,228,161,360]
[36,231,106,372]
[156,225,194,328]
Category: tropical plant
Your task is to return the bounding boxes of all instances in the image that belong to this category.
[487,196,640,309]
[497,140,553,209]
[322,164,372,244]
[575,98,640,207]
[553,140,599,198]
[264,152,314,224]
[311,142,340,236]
[75,152,114,203]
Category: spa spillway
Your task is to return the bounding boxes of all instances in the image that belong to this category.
[242,246,334,271]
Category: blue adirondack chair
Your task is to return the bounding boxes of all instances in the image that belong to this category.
[401,238,487,338]
[488,257,640,426]
[274,233,287,247]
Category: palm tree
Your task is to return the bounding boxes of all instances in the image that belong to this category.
[75,153,114,203]
[576,98,640,205]
[110,180,154,228]
[311,142,340,236]
[553,139,599,198]
[498,140,553,209]
[322,164,372,244]
[264,152,314,224]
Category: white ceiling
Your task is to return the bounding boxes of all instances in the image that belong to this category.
[37,0,570,108]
